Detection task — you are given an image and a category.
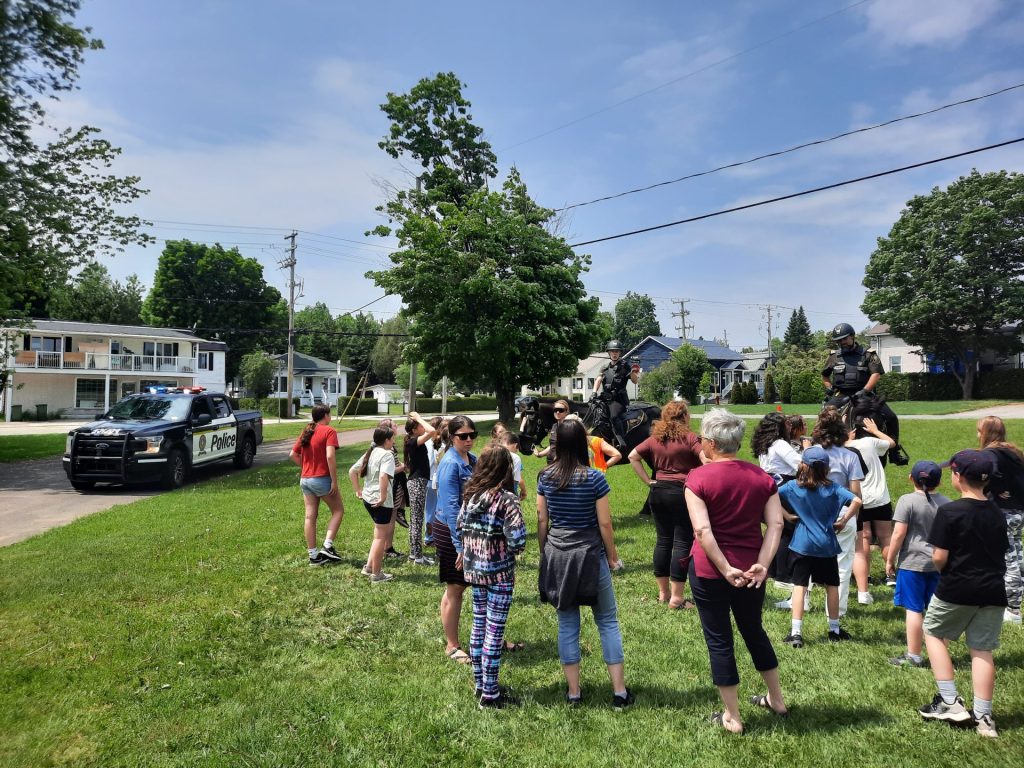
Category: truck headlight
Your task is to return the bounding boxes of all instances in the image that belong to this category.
[66,434,74,453]
[143,436,163,454]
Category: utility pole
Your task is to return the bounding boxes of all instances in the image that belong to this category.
[672,298,692,342]
[282,231,298,418]
[763,304,775,373]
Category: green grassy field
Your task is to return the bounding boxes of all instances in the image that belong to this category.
[689,400,1021,416]
[1,422,1023,766]
[0,433,66,462]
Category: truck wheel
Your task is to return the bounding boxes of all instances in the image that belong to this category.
[70,480,95,491]
[161,449,188,489]
[233,434,256,469]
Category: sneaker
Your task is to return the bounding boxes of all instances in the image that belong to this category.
[320,545,342,563]
[975,713,998,738]
[385,547,404,560]
[370,571,394,583]
[919,694,972,724]
[360,564,372,576]
[1004,609,1022,625]
[885,577,897,588]
[309,552,329,566]
[565,689,583,707]
[479,691,518,710]
[783,633,804,648]
[828,628,852,642]
[411,555,435,566]
[612,689,635,710]
[857,592,874,605]
[395,510,409,528]
[889,652,926,668]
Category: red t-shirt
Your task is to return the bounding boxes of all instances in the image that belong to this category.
[685,460,777,579]
[634,433,703,486]
[292,424,340,478]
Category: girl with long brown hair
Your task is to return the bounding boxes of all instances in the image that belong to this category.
[288,404,344,566]
[533,399,571,462]
[403,411,437,565]
[348,425,397,583]
[628,399,707,608]
[978,416,1024,623]
[457,444,527,708]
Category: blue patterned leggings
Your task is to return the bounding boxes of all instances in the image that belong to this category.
[470,580,515,700]
[1005,508,1023,611]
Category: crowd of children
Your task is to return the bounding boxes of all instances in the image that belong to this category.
[288,404,1023,735]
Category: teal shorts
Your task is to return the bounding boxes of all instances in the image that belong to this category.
[923,597,1003,651]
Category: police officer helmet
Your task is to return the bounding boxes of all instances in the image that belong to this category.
[606,340,623,352]
[831,323,856,342]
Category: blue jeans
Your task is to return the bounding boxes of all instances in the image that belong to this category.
[557,557,625,665]
[424,485,438,541]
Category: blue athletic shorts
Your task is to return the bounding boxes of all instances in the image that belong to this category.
[894,568,940,614]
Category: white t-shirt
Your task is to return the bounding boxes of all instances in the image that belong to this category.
[511,450,523,484]
[846,436,891,508]
[759,438,801,477]
[352,446,396,507]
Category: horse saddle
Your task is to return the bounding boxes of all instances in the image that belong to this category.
[623,405,649,434]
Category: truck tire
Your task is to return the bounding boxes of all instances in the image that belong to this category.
[70,480,95,491]
[233,434,256,469]
[161,449,188,490]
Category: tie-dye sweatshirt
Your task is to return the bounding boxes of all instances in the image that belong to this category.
[457,488,527,585]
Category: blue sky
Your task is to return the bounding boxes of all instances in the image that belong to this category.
[57,0,1024,350]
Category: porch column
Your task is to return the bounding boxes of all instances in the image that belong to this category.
[3,372,11,422]
[104,371,111,411]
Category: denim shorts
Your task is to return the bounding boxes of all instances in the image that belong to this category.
[299,475,332,497]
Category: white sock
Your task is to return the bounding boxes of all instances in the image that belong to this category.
[828,618,840,633]
[907,651,922,663]
[308,547,318,557]
[613,689,628,698]
[858,591,870,599]
[324,538,333,549]
[937,679,958,705]
[973,697,992,718]
[791,619,803,635]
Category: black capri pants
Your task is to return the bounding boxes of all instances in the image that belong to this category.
[689,560,779,687]
[649,480,693,582]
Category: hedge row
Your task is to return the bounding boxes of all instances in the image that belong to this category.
[337,396,380,416]
[238,397,301,417]
[413,396,498,413]
[778,372,827,404]
[975,369,1024,399]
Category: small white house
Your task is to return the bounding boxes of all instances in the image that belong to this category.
[268,351,352,407]
[361,384,406,414]
[3,319,227,420]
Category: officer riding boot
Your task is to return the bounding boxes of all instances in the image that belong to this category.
[608,400,628,450]
[612,418,628,451]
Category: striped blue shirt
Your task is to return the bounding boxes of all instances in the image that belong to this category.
[538,467,610,529]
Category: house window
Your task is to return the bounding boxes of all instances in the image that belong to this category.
[198,352,215,371]
[328,378,338,394]
[587,378,595,390]
[573,378,583,390]
[30,336,62,352]
[75,379,118,408]
[889,356,902,373]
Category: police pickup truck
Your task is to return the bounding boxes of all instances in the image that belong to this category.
[63,387,263,491]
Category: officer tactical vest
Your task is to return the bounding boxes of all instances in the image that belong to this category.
[832,346,871,392]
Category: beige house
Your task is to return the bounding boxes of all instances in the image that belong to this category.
[3,320,225,420]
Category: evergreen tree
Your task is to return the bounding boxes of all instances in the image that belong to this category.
[782,306,813,351]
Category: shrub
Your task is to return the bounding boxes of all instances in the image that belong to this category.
[413,396,498,413]
[338,396,379,416]
[976,369,1024,399]
[779,375,792,404]
[789,372,825,404]
[876,373,911,401]
[764,373,778,403]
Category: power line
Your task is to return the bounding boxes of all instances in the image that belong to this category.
[557,81,1024,212]
[569,136,1024,248]
[144,219,397,252]
[502,0,871,152]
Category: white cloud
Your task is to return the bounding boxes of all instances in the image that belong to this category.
[861,0,1003,48]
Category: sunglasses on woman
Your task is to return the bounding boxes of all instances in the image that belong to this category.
[453,431,477,440]
[553,407,567,413]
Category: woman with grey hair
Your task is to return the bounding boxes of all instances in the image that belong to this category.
[684,408,787,734]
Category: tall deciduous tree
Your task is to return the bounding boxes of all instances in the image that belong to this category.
[336,312,382,384]
[143,240,286,380]
[613,292,661,352]
[369,74,603,421]
[782,306,813,351]
[294,302,342,363]
[370,315,410,383]
[239,350,275,402]
[862,170,1024,398]
[48,262,144,324]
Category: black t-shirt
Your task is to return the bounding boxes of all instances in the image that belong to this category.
[985,446,1024,510]
[405,438,430,480]
[928,498,1009,606]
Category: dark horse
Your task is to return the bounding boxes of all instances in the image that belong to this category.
[825,391,908,466]
[514,395,661,461]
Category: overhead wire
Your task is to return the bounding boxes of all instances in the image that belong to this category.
[569,136,1024,248]
[556,81,1024,211]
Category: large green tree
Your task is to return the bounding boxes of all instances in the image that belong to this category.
[369,315,410,383]
[782,306,813,351]
[336,312,382,385]
[862,170,1024,398]
[47,262,144,324]
[1,4,150,319]
[636,344,712,404]
[612,291,661,351]
[143,241,286,380]
[294,302,343,363]
[369,74,603,421]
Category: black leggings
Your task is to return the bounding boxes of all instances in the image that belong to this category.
[689,561,779,687]
[650,481,693,582]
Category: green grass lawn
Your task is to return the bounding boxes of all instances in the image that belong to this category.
[2,423,1023,766]
[0,433,66,463]
[689,400,1021,416]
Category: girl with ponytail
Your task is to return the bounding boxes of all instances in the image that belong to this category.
[289,404,344,566]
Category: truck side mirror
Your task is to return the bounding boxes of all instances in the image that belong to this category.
[193,413,213,426]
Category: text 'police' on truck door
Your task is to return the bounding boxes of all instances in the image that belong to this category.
[190,394,237,465]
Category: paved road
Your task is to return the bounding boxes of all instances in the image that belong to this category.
[0,428,375,548]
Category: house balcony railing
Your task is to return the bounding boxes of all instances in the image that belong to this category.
[12,351,197,374]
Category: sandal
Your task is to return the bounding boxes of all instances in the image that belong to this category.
[710,711,743,734]
[668,599,696,610]
[446,647,471,664]
[750,694,789,718]
[502,641,525,653]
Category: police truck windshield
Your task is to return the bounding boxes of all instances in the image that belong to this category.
[106,395,193,422]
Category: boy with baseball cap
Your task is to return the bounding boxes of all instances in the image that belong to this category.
[918,450,1009,738]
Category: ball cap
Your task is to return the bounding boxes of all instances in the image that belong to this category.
[949,449,995,482]
[802,445,830,468]
[910,460,941,488]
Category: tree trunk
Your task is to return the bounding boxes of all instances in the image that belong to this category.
[496,387,517,425]
[961,363,976,399]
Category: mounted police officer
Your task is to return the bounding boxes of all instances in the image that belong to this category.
[592,339,639,450]
[821,322,902,462]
